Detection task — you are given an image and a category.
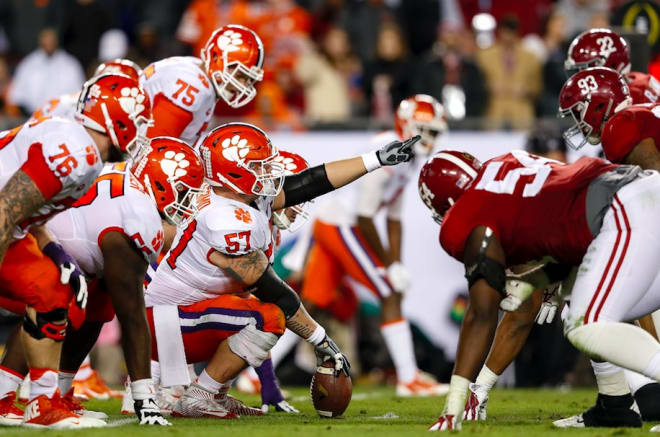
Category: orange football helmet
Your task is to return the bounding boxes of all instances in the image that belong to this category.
[198,122,283,196]
[395,94,447,155]
[76,73,153,156]
[94,58,142,81]
[272,151,309,232]
[131,137,204,225]
[201,24,265,108]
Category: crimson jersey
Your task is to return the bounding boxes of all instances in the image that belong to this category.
[600,103,660,163]
[627,72,660,104]
[440,151,617,266]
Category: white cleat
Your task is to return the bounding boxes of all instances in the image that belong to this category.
[121,379,134,414]
[172,383,238,419]
[396,372,449,397]
[236,370,261,395]
[553,414,585,428]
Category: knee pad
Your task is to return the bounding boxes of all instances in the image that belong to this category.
[23,308,68,341]
[228,323,279,368]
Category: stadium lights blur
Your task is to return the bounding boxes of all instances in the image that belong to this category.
[472,13,496,49]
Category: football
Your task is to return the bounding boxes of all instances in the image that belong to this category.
[310,360,352,418]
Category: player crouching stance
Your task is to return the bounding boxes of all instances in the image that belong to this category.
[418,150,660,431]
[144,122,419,418]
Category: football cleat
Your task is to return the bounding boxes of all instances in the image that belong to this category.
[553,393,642,428]
[23,391,106,429]
[633,382,660,421]
[121,380,180,416]
[61,388,108,420]
[171,383,238,419]
[396,372,450,397]
[236,369,261,395]
[121,379,134,414]
[0,392,24,426]
[73,370,122,400]
[215,393,263,416]
[18,375,30,404]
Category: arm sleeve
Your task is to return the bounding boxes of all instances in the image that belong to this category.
[356,168,388,218]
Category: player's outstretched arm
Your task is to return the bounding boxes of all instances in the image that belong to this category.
[0,170,45,263]
[100,231,151,380]
[210,249,351,374]
[272,136,420,210]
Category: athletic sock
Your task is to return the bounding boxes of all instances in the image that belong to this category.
[591,361,630,396]
[381,318,417,383]
[474,366,499,390]
[29,368,58,400]
[58,371,76,394]
[255,359,283,404]
[196,369,223,394]
[0,366,24,398]
[73,356,92,381]
[131,378,156,401]
[623,369,655,395]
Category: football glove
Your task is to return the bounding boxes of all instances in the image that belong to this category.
[261,400,300,414]
[314,334,351,376]
[134,398,171,426]
[42,242,88,309]
[463,383,489,421]
[499,278,535,312]
[376,135,420,166]
[386,262,411,293]
[428,414,461,431]
[535,283,561,325]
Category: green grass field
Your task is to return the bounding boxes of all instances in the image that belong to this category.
[3,387,659,436]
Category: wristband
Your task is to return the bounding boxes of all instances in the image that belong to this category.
[361,152,381,172]
[131,378,156,401]
[474,365,498,390]
[305,324,326,346]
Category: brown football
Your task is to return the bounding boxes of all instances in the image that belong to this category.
[310,360,352,418]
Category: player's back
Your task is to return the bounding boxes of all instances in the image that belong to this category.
[440,150,619,266]
[627,71,660,104]
[46,162,163,277]
[140,56,216,146]
[601,103,660,163]
[0,117,102,235]
[30,92,80,121]
[146,187,273,306]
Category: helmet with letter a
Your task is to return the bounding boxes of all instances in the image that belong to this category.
[565,28,630,74]
[558,66,632,150]
[197,122,284,197]
[418,150,481,223]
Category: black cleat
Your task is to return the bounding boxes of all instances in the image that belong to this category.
[553,393,642,428]
[634,383,660,421]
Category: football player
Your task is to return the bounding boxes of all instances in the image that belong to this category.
[144,122,418,418]
[420,149,660,431]
[300,95,449,396]
[0,73,150,428]
[140,24,263,146]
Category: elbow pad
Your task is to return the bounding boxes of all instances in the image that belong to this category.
[252,265,301,319]
[282,165,334,208]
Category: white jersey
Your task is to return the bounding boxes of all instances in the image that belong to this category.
[140,56,216,146]
[316,130,412,226]
[46,162,163,278]
[145,187,274,306]
[0,117,102,238]
[31,92,79,121]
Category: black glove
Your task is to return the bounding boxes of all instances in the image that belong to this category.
[314,334,351,376]
[375,135,420,166]
[134,398,171,426]
[42,242,88,309]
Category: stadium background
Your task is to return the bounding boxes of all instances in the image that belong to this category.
[0,0,658,389]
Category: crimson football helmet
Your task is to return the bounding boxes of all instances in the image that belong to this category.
[198,122,284,196]
[558,67,632,149]
[395,94,447,155]
[76,73,153,156]
[201,24,265,108]
[418,150,481,223]
[94,58,142,81]
[131,137,204,225]
[272,151,309,232]
[565,28,630,74]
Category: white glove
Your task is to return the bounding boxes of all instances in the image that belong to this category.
[500,278,535,312]
[386,262,411,293]
[261,400,300,414]
[134,398,171,426]
[535,283,561,325]
[463,383,489,421]
[428,414,461,431]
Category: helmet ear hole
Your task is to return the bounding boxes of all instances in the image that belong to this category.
[155,181,167,193]
[228,172,242,179]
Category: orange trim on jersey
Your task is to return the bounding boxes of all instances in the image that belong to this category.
[380,317,406,328]
[97,226,126,248]
[206,248,215,265]
[20,143,63,200]
[147,94,194,141]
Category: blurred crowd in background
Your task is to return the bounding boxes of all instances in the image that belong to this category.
[0,0,659,132]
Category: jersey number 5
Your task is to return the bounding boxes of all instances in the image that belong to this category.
[475,150,555,197]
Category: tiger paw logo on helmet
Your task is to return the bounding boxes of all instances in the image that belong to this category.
[274,156,298,175]
[221,135,250,162]
[118,87,146,116]
[160,150,190,180]
[216,30,243,53]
